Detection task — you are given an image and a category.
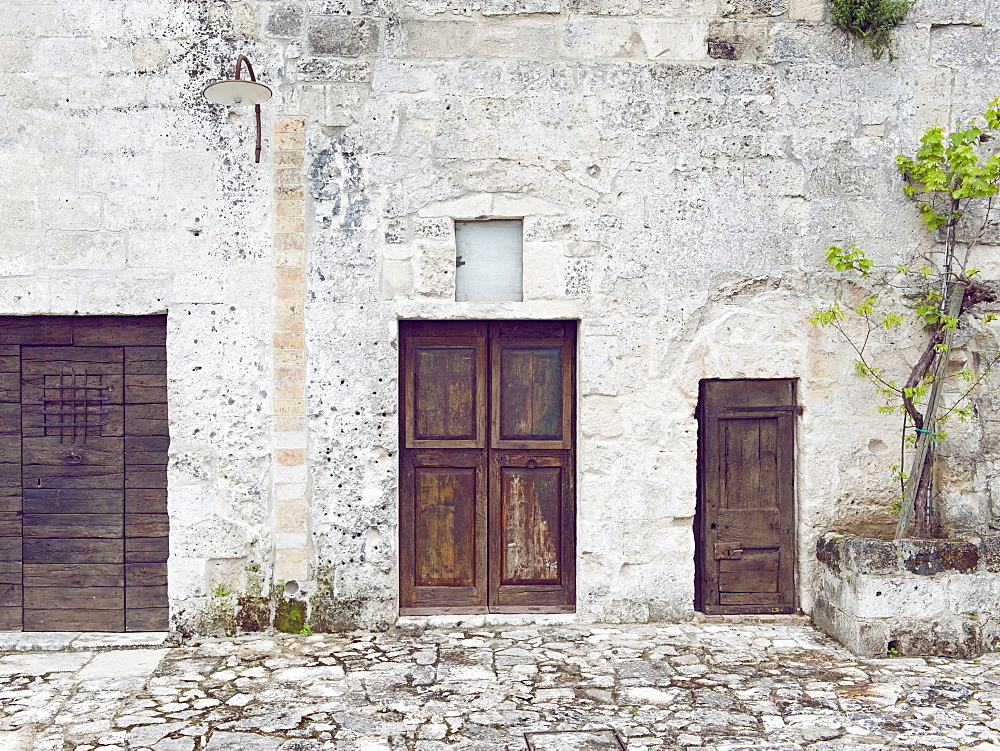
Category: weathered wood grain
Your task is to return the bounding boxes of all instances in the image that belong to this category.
[24,609,124,631]
[24,563,124,588]
[125,608,168,631]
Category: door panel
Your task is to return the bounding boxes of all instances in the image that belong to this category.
[405,336,487,449]
[698,379,796,615]
[400,321,575,614]
[400,449,487,609]
[415,467,478,586]
[492,339,572,449]
[498,464,562,584]
[489,451,574,610]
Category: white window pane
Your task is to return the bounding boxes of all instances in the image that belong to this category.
[455,220,523,302]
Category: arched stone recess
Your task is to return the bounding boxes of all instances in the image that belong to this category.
[673,284,900,616]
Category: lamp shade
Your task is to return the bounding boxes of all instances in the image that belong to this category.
[202,79,272,106]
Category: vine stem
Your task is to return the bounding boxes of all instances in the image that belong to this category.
[894,282,966,539]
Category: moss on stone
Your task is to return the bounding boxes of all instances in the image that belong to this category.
[307,566,365,632]
[274,595,307,634]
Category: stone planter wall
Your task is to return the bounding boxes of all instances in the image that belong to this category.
[812,532,1000,657]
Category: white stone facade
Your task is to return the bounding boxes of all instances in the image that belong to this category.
[4,0,1000,632]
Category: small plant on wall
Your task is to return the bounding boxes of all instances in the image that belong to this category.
[811,99,1000,538]
[829,0,915,60]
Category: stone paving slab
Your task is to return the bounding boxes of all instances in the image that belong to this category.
[2,619,1000,750]
[0,632,169,653]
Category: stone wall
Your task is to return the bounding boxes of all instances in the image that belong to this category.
[813,532,1000,657]
[5,0,1000,631]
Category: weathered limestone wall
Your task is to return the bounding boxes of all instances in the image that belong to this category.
[5,0,1000,631]
[287,0,1000,626]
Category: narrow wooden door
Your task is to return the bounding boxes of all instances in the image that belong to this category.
[697,379,796,614]
[399,321,575,614]
[0,316,169,632]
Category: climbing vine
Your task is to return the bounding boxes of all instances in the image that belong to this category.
[811,99,1000,538]
[829,0,914,60]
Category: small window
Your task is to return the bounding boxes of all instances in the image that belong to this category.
[455,220,523,302]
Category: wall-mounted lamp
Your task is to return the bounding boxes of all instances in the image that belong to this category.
[202,55,272,163]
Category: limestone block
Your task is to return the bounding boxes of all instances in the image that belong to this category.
[75,272,174,314]
[638,20,708,60]
[405,0,483,14]
[493,194,564,217]
[948,574,1000,615]
[565,258,593,297]
[370,60,438,94]
[562,18,637,58]
[267,2,305,36]
[419,194,492,218]
[766,21,853,64]
[299,58,372,83]
[171,269,228,304]
[522,241,563,300]
[162,154,215,197]
[400,21,479,58]
[580,333,619,396]
[314,84,368,128]
[309,0,354,13]
[382,259,415,299]
[0,153,73,196]
[912,0,987,25]
[706,21,768,61]
[309,18,381,56]
[581,395,625,438]
[482,0,560,15]
[639,0,715,16]
[721,0,787,17]
[0,232,43,277]
[566,0,641,16]
[131,39,177,73]
[44,195,103,232]
[34,38,94,77]
[931,24,999,67]
[788,0,824,20]
[47,231,125,269]
[367,100,401,154]
[840,536,900,576]
[0,200,37,230]
[414,217,454,238]
[476,21,559,59]
[169,557,209,599]
[848,576,949,619]
[0,40,30,73]
[742,158,807,197]
[311,250,381,304]
[413,240,456,298]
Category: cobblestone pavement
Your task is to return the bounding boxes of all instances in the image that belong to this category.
[1,617,1000,751]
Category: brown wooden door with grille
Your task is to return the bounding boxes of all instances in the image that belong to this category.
[0,316,169,632]
[697,379,796,615]
[399,320,575,614]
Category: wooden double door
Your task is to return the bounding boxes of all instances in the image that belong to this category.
[0,316,169,631]
[399,321,576,614]
[697,379,796,614]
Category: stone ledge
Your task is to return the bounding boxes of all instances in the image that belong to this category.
[813,532,1000,657]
